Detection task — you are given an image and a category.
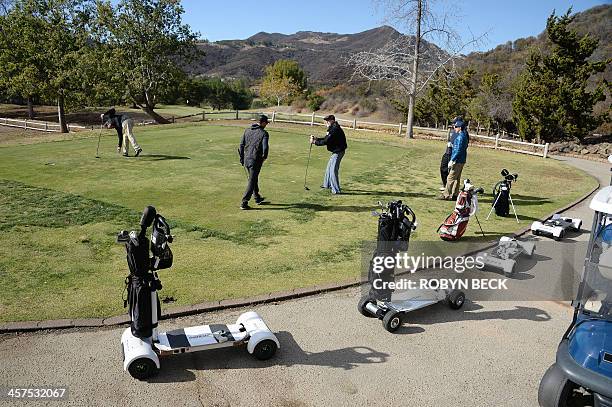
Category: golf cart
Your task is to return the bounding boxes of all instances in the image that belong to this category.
[357,200,466,333]
[478,236,536,276]
[118,206,279,380]
[531,214,583,240]
[538,187,612,406]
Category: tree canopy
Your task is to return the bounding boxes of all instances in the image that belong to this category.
[513,9,609,142]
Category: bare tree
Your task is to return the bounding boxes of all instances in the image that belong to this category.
[349,0,485,137]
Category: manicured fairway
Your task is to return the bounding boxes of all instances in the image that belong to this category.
[0,122,597,321]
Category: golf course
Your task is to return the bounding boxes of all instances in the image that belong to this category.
[0,122,598,322]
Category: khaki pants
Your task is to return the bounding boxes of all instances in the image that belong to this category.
[443,162,465,199]
[121,118,140,154]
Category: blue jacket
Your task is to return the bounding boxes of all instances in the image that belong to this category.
[450,130,468,163]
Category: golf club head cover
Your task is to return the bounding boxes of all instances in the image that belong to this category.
[140,206,157,233]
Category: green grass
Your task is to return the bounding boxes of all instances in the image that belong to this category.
[0,122,597,322]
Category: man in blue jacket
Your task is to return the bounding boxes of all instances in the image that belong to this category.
[439,118,469,200]
[239,115,270,210]
[310,115,347,194]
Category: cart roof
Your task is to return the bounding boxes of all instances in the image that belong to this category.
[590,186,612,215]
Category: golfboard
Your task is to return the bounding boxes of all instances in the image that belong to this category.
[359,288,465,333]
[531,214,582,240]
[478,236,535,276]
[118,207,279,379]
[358,200,466,332]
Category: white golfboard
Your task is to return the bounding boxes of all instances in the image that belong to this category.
[156,323,248,352]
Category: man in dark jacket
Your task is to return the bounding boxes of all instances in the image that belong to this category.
[310,115,347,194]
[100,108,142,157]
[238,115,270,210]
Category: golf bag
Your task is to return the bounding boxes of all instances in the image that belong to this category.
[492,181,510,217]
[368,201,417,301]
[438,181,482,241]
[119,206,173,339]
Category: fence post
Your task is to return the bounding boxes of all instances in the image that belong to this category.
[272,111,276,123]
[24,119,27,130]
[353,119,357,129]
[495,133,499,149]
[236,110,239,120]
[543,143,549,159]
[202,111,205,121]
[45,122,48,131]
[399,123,403,135]
[311,112,315,126]
[171,116,175,124]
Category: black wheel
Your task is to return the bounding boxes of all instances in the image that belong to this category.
[533,230,540,236]
[448,290,466,310]
[128,357,158,380]
[538,363,574,407]
[358,296,376,318]
[253,339,277,360]
[382,311,402,333]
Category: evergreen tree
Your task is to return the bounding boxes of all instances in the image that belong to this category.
[513,9,609,142]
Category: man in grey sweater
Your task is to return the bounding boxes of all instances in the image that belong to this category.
[238,115,270,210]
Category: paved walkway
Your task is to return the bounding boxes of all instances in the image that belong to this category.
[0,155,608,407]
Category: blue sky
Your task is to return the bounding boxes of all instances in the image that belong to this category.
[182,0,608,52]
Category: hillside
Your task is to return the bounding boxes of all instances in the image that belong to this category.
[463,4,611,84]
[190,5,610,87]
[190,26,443,85]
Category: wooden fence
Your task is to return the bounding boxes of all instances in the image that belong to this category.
[0,109,548,158]
[0,117,87,132]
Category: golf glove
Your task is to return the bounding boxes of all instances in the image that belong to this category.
[448,160,455,169]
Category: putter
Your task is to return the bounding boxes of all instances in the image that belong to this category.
[304,142,313,190]
[95,122,102,159]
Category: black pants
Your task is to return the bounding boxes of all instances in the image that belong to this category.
[242,161,263,204]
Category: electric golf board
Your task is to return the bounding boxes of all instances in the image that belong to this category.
[478,236,535,276]
[531,214,582,240]
[118,206,279,380]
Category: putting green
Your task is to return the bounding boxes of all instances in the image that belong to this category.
[0,122,597,321]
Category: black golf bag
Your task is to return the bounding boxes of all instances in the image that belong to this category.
[119,206,173,339]
[492,180,510,217]
[368,201,417,301]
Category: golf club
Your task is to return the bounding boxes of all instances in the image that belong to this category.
[304,141,313,190]
[95,120,102,159]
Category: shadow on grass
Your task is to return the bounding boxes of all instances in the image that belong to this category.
[147,331,390,383]
[341,189,434,199]
[138,154,191,161]
[262,202,373,213]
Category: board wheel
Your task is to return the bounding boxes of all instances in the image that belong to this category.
[447,290,466,310]
[128,357,158,380]
[252,339,277,360]
[382,311,402,333]
[358,296,376,318]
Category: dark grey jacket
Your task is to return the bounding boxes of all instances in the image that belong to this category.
[239,124,269,167]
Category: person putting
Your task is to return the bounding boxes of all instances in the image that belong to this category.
[238,115,270,210]
[101,108,142,157]
[310,115,347,195]
[439,118,469,200]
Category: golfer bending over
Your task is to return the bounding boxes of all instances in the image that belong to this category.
[310,114,347,195]
[238,115,270,210]
[439,118,469,200]
[101,108,142,157]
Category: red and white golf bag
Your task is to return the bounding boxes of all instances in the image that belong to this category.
[438,180,482,241]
